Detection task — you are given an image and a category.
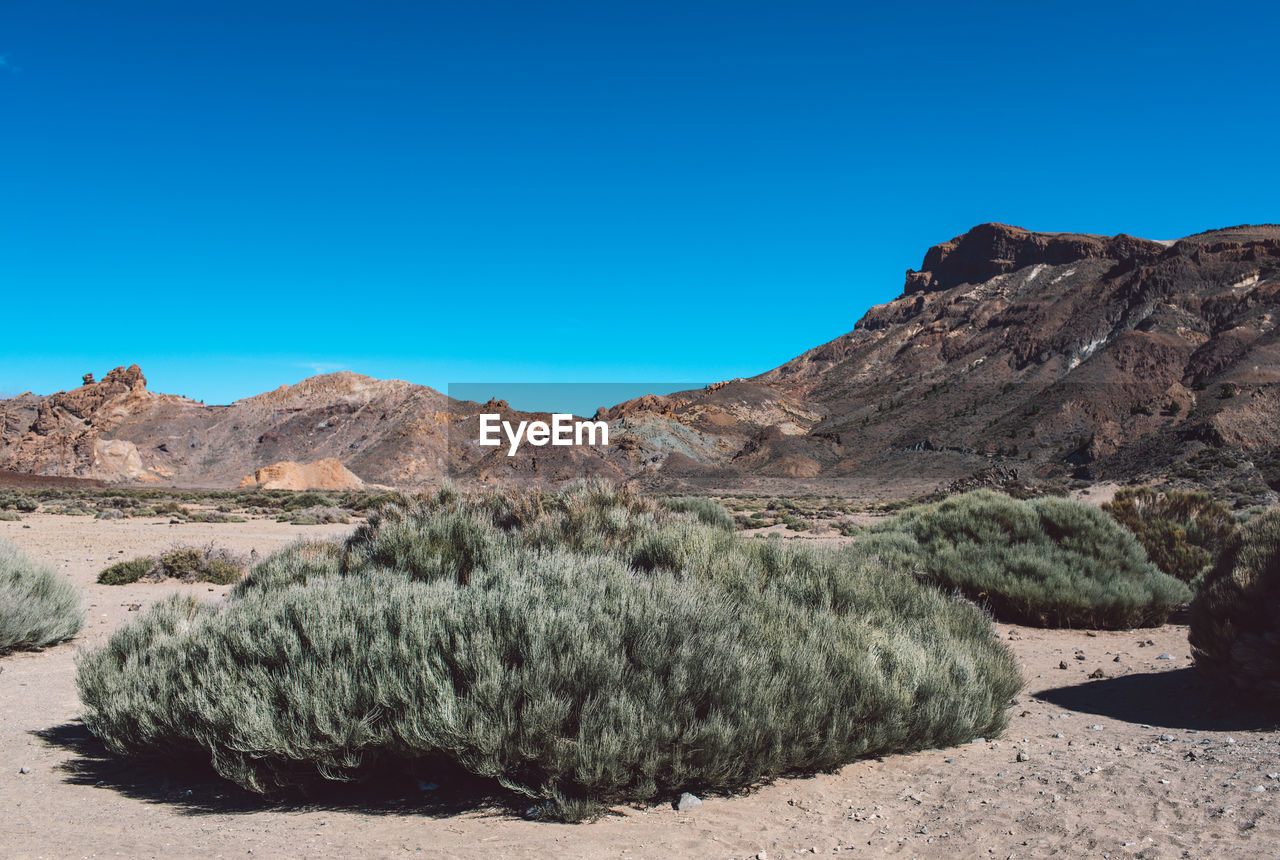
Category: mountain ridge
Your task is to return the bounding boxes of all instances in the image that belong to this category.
[4,222,1278,498]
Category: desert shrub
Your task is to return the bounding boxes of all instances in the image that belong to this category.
[1189,508,1280,703]
[347,492,406,514]
[230,540,346,596]
[153,501,190,518]
[1103,486,1236,583]
[157,546,246,585]
[660,496,735,531]
[188,511,248,524]
[871,490,1191,628]
[99,546,246,586]
[1,538,84,653]
[0,493,39,513]
[98,557,159,585]
[285,492,335,511]
[0,511,19,521]
[78,482,1020,822]
[288,505,349,525]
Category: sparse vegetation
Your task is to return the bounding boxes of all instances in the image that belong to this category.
[659,496,734,531]
[79,482,1021,822]
[97,557,158,585]
[97,545,247,586]
[871,490,1191,628]
[0,538,84,653]
[1189,508,1280,704]
[280,505,350,525]
[1103,486,1236,584]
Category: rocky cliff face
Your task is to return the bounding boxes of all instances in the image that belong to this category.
[4,223,1278,496]
[0,366,192,483]
[747,223,1280,492]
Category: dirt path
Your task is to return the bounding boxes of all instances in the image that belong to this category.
[2,514,1278,859]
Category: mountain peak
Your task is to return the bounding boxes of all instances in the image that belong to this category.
[903,223,1166,295]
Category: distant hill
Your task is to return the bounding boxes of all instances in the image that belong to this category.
[4,222,1278,499]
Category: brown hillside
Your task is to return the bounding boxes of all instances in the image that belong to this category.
[3,222,1277,497]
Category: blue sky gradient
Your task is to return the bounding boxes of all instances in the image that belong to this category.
[1,1,1277,403]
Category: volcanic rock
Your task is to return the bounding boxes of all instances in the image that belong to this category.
[237,458,367,491]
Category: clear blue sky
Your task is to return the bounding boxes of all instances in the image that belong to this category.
[1,1,1276,405]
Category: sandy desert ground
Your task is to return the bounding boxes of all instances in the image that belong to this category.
[3,513,1280,859]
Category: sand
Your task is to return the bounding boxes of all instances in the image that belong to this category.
[2,513,1279,859]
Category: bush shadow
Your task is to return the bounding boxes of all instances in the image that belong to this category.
[1035,668,1279,731]
[33,721,526,819]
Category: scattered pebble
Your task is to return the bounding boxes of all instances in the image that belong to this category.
[1156,654,1175,660]
[1016,751,1029,762]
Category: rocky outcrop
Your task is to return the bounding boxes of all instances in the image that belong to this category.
[0,365,181,482]
[238,458,367,491]
[903,223,1167,294]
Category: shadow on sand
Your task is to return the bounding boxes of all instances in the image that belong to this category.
[1035,668,1279,732]
[33,721,523,818]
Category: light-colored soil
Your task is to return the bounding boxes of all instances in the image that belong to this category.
[2,514,1279,859]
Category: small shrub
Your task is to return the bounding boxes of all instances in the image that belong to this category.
[1103,487,1236,583]
[1,538,84,652]
[157,545,246,585]
[187,511,248,524]
[0,495,39,513]
[290,506,350,525]
[78,482,1021,821]
[660,497,734,531]
[153,501,191,518]
[872,490,1191,628]
[0,511,19,522]
[98,557,158,585]
[1189,508,1280,703]
[285,492,335,511]
[99,546,246,585]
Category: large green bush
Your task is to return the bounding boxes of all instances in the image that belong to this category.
[1189,508,1280,703]
[1103,486,1236,583]
[1,538,84,653]
[871,490,1191,628]
[78,483,1021,821]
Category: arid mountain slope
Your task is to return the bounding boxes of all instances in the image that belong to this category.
[3,223,1278,495]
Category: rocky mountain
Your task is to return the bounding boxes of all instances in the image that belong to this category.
[4,222,1278,497]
